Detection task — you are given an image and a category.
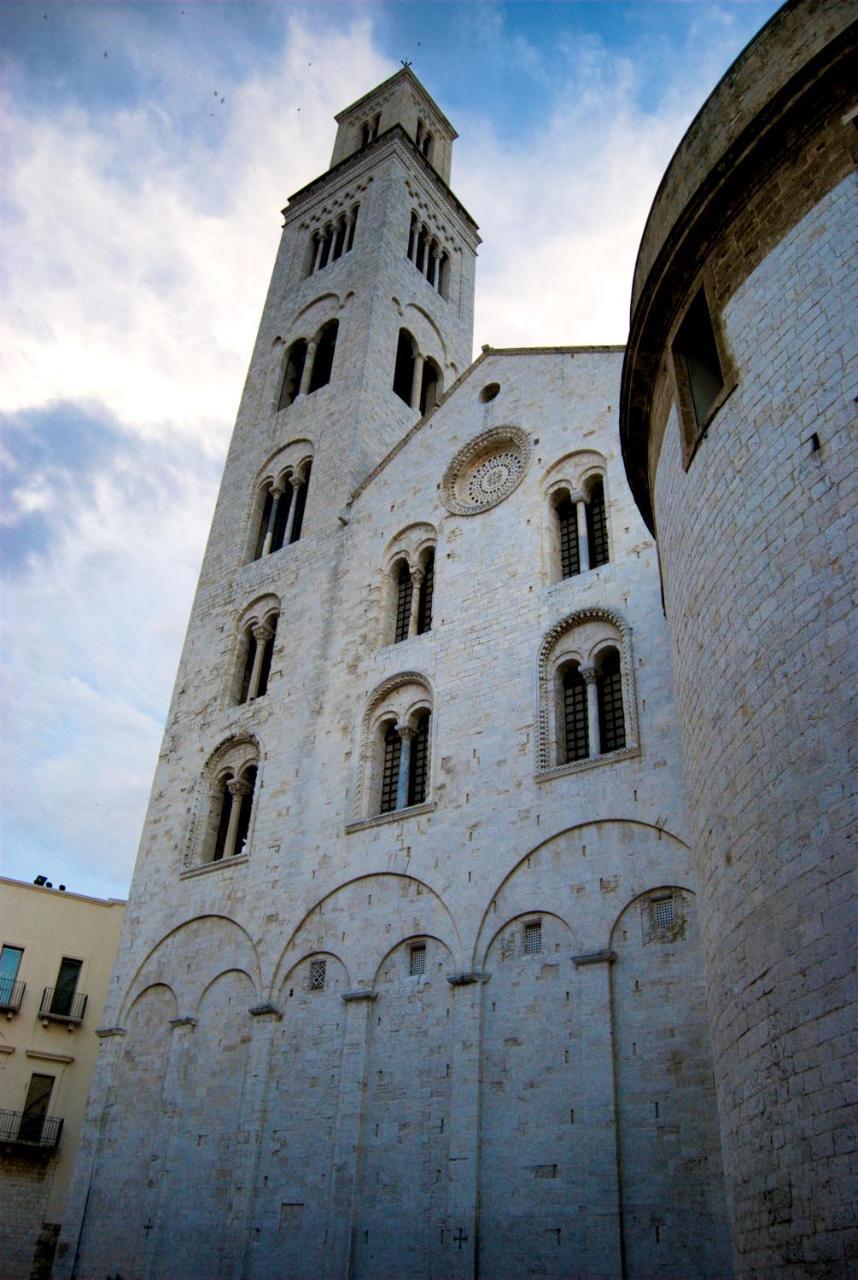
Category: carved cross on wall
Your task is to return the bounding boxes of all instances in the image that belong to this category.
[453,1227,468,1250]
[143,1218,154,1237]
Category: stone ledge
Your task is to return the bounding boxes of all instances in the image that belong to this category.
[180,854,249,881]
[446,971,489,986]
[249,1003,282,1020]
[536,745,640,782]
[345,801,435,834]
[572,950,616,967]
[341,989,378,1003]
[95,1026,127,1039]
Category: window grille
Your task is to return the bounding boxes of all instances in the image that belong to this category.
[524,922,542,955]
[654,897,674,930]
[417,554,434,635]
[409,944,426,976]
[309,959,326,991]
[380,725,401,814]
[556,496,580,578]
[408,713,430,806]
[597,651,626,753]
[586,480,609,567]
[562,667,589,763]
[394,565,413,643]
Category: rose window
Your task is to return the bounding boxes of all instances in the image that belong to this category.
[441,427,531,515]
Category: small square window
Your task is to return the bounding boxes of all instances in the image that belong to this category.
[654,897,674,930]
[409,944,426,977]
[524,922,542,955]
[309,959,326,991]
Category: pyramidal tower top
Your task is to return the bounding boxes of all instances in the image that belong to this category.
[329,67,458,183]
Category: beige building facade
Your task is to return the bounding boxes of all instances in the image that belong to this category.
[0,878,125,1280]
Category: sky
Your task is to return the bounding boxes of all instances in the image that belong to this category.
[1,0,782,900]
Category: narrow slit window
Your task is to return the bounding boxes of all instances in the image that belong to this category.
[673,288,725,430]
[278,341,307,411]
[562,666,589,763]
[556,496,580,578]
[408,713,430,806]
[597,650,626,753]
[417,553,434,635]
[586,479,609,568]
[524,921,542,955]
[379,726,401,814]
[254,488,273,560]
[394,564,413,643]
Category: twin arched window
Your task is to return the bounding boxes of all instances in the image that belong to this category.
[352,675,434,825]
[235,606,279,705]
[379,710,431,814]
[393,329,441,414]
[253,460,312,561]
[391,549,434,643]
[305,206,359,278]
[538,608,637,774]
[278,321,339,411]
[406,215,449,298]
[415,118,433,161]
[552,476,609,579]
[189,739,260,868]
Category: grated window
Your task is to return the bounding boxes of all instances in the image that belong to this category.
[654,898,674,930]
[309,959,327,991]
[524,921,542,955]
[408,713,430,806]
[586,479,609,567]
[597,650,626,753]
[409,944,426,976]
[380,725,401,814]
[394,564,413,643]
[417,553,434,635]
[562,667,589,763]
[556,496,580,578]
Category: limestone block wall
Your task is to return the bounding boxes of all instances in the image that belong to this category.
[56,348,732,1280]
[651,173,857,1276]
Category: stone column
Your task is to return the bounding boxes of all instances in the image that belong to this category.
[395,726,414,810]
[52,1027,127,1280]
[260,485,282,557]
[576,499,591,572]
[323,989,377,1280]
[283,475,303,546]
[572,951,622,1277]
[246,624,274,701]
[580,665,601,758]
[146,1017,198,1280]
[298,340,318,398]
[223,778,252,859]
[410,352,425,412]
[408,567,424,637]
[445,972,488,1280]
[230,1003,282,1280]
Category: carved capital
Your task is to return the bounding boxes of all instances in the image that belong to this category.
[397,725,416,743]
[227,777,253,799]
[251,623,274,644]
[579,665,598,686]
[409,567,425,586]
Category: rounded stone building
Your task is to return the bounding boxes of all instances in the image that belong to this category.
[620,1,857,1275]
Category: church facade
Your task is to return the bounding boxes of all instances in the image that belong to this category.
[54,2,855,1277]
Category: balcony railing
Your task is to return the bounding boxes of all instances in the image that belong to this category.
[39,986,88,1024]
[0,1109,64,1152]
[0,978,25,1014]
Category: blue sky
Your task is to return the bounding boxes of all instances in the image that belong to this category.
[1,0,781,898]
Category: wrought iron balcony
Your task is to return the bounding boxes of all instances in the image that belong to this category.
[0,1109,63,1153]
[0,978,25,1015]
[39,986,88,1024]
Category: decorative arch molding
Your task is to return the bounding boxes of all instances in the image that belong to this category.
[184,732,263,869]
[353,672,434,819]
[270,871,460,996]
[382,522,437,572]
[371,932,454,988]
[125,981,178,1024]
[473,819,692,968]
[543,448,607,501]
[288,291,343,329]
[120,914,262,1023]
[236,592,280,631]
[403,301,450,366]
[195,967,258,1018]
[480,909,578,970]
[536,605,638,773]
[276,949,351,998]
[608,883,696,948]
[255,439,315,489]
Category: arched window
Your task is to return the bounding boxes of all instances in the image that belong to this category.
[236,609,279,705]
[308,321,338,393]
[420,359,441,415]
[251,453,313,562]
[416,550,434,635]
[306,204,359,277]
[393,329,416,406]
[545,460,610,581]
[596,647,625,752]
[353,674,434,824]
[393,562,413,644]
[586,478,609,568]
[561,663,588,763]
[407,213,418,261]
[189,738,260,868]
[405,214,450,298]
[537,608,637,774]
[437,251,449,299]
[278,340,307,411]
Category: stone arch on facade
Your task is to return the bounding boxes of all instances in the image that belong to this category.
[246,440,315,562]
[271,871,460,996]
[536,606,638,774]
[120,913,262,1022]
[184,734,263,868]
[226,592,281,707]
[381,522,437,646]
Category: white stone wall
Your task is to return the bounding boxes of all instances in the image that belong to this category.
[652,173,857,1275]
